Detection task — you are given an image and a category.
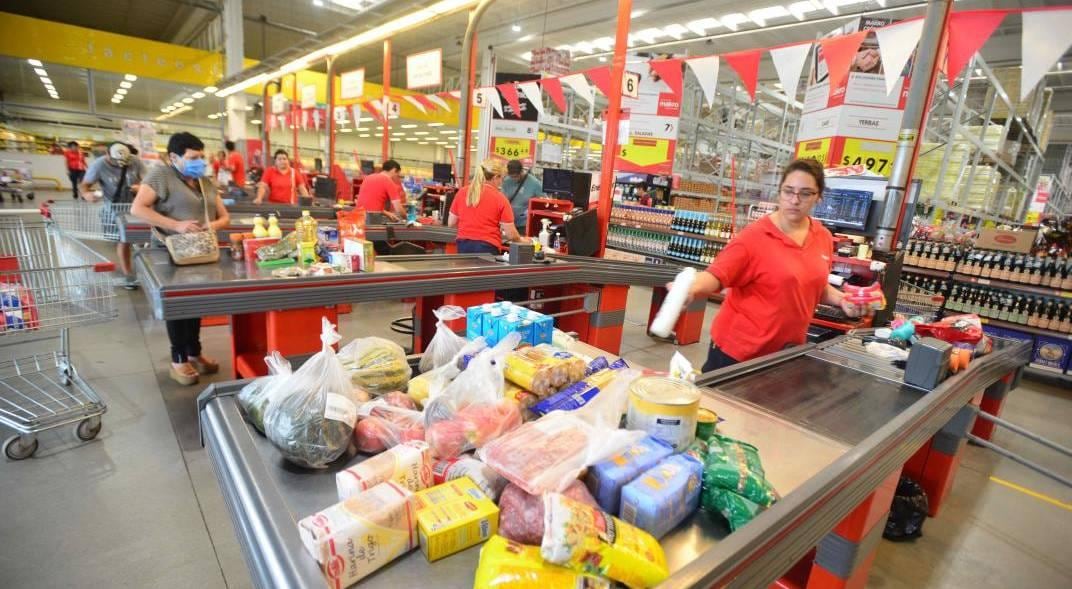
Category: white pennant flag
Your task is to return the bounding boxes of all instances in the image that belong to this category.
[518,81,545,119]
[449,90,462,99]
[686,56,720,108]
[874,18,924,96]
[561,73,594,107]
[428,94,451,112]
[402,95,427,114]
[351,105,362,130]
[486,88,504,117]
[1021,9,1072,101]
[769,43,812,100]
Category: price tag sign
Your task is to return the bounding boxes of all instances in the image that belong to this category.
[618,137,671,169]
[840,138,896,175]
[795,138,831,166]
[474,88,488,108]
[622,71,641,99]
[491,137,534,161]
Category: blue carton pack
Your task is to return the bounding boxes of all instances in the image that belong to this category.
[532,314,554,344]
[585,435,675,514]
[619,454,703,539]
[466,305,488,341]
[517,319,535,346]
[496,313,523,343]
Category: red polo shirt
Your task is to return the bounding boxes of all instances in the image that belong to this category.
[64,148,86,171]
[356,172,403,212]
[226,151,246,186]
[260,166,308,204]
[450,184,514,248]
[707,215,833,362]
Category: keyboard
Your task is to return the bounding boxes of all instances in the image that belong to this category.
[815,304,849,322]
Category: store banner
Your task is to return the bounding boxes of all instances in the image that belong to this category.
[340,68,365,100]
[271,92,287,115]
[769,43,812,100]
[300,84,317,109]
[685,55,720,108]
[648,59,684,97]
[616,58,682,176]
[518,81,545,119]
[406,48,443,89]
[874,18,924,95]
[561,73,595,107]
[584,67,613,97]
[427,93,451,112]
[723,50,761,101]
[1021,9,1072,101]
[818,31,868,100]
[540,77,568,113]
[497,83,524,119]
[413,94,438,112]
[403,95,428,114]
[488,74,540,166]
[945,10,1006,85]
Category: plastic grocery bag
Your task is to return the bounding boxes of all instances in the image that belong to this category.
[474,535,611,589]
[264,318,360,469]
[339,336,412,396]
[418,305,467,374]
[237,352,292,433]
[408,337,487,407]
[478,369,645,495]
[883,476,929,541]
[353,401,426,454]
[702,434,779,507]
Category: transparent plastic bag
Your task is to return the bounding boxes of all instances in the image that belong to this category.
[354,400,426,454]
[264,318,359,469]
[408,337,487,407]
[339,336,412,396]
[419,305,467,374]
[237,352,293,433]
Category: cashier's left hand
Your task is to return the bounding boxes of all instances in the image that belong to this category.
[840,297,866,319]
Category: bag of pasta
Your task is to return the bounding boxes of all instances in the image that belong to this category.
[475,535,610,589]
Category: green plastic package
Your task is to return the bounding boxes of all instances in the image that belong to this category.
[702,434,779,507]
[705,487,765,531]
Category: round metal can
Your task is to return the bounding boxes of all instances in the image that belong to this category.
[695,408,718,441]
[626,376,701,451]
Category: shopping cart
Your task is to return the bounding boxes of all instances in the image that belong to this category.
[41,199,132,242]
[894,280,946,322]
[0,159,35,204]
[0,214,118,459]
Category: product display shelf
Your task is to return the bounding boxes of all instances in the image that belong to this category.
[609,221,729,245]
[605,243,708,270]
[1023,365,1072,387]
[954,274,1072,299]
[978,317,1072,341]
[902,265,953,278]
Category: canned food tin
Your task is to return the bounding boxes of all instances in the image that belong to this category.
[626,376,701,451]
[695,408,718,441]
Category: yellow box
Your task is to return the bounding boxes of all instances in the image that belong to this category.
[413,477,499,561]
[343,238,376,272]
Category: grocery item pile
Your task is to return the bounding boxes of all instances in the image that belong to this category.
[236,307,779,588]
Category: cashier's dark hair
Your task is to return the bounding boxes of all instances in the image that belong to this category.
[274,149,289,159]
[166,132,205,156]
[780,158,825,196]
[382,160,401,173]
[225,140,236,151]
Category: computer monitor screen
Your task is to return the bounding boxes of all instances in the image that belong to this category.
[432,163,453,184]
[542,168,573,195]
[813,187,874,232]
[360,159,375,174]
[564,209,599,257]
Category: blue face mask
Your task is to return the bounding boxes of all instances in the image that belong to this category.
[173,155,206,178]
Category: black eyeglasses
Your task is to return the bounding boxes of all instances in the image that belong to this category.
[780,186,819,200]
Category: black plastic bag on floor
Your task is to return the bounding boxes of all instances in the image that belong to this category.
[883,476,929,541]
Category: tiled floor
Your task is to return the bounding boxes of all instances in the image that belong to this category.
[0,213,1069,588]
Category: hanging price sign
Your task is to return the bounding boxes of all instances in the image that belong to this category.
[491,137,535,161]
[840,138,896,175]
[794,138,832,166]
[618,137,673,173]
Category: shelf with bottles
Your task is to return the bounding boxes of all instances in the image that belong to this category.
[610,205,733,243]
[902,238,968,273]
[953,249,1071,292]
[944,281,1072,336]
[606,225,724,267]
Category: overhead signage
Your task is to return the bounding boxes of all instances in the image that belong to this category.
[271,92,286,115]
[406,48,443,89]
[340,68,365,100]
[300,84,317,109]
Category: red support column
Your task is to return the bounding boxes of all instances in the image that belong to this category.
[595,0,633,256]
[327,56,336,173]
[231,306,340,379]
[971,372,1013,441]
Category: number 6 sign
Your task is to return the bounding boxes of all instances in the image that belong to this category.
[622,71,640,99]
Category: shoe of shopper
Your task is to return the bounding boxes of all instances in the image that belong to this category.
[169,363,200,386]
[122,275,139,290]
[190,355,219,375]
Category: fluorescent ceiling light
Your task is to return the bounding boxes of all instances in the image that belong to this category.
[340,128,352,132]
[33,68,47,76]
[427,122,444,127]
[172,102,185,108]
[634,28,664,44]
[111,98,121,104]
[520,51,533,61]
[663,24,689,40]
[359,133,371,137]
[40,77,52,85]
[393,132,406,136]
[631,9,646,18]
[124,74,137,81]
[390,137,402,142]
[592,37,614,51]
[788,1,818,20]
[748,6,789,26]
[436,141,448,144]
[518,34,534,42]
[204,86,218,93]
[440,129,457,134]
[574,41,595,54]
[401,123,418,128]
[27,59,42,67]
[599,56,607,63]
[405,137,419,141]
[116,88,127,95]
[314,0,324,6]
[511,23,521,32]
[419,141,429,144]
[182,97,195,103]
[413,131,429,135]
[161,108,170,113]
[119,81,132,89]
[720,13,749,31]
[192,92,205,99]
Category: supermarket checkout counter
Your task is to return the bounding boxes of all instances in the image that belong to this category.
[196,335,1029,588]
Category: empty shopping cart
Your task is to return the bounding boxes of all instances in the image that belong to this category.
[41,199,132,243]
[894,280,946,322]
[0,214,118,459]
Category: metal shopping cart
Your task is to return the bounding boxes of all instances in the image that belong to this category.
[894,280,946,322]
[41,199,132,243]
[0,159,35,204]
[0,214,118,459]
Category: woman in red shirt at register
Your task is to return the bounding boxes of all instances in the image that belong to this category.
[686,159,863,371]
[254,149,310,204]
[448,158,522,254]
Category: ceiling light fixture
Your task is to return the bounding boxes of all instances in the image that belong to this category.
[631,9,646,18]
[251,119,262,124]
[172,102,185,108]
[27,59,42,67]
[124,74,138,81]
[788,1,818,20]
[719,13,749,31]
[359,133,371,137]
[192,92,206,99]
[427,122,444,127]
[116,88,127,95]
[591,37,615,51]
[111,98,122,104]
[119,81,132,89]
[401,123,418,128]
[511,23,521,32]
[748,6,789,26]
[663,24,689,40]
[203,86,218,93]
[33,68,47,76]
[182,97,195,103]
[518,34,534,42]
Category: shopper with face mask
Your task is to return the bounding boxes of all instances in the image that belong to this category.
[80,142,146,289]
[131,132,231,385]
[254,149,310,205]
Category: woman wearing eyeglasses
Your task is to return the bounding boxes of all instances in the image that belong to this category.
[685,158,864,372]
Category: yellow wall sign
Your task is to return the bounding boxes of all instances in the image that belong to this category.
[491,137,534,161]
[840,138,897,175]
[618,137,672,171]
[795,138,832,166]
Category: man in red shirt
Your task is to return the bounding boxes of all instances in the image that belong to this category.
[255,149,309,204]
[224,140,246,188]
[63,141,86,200]
[356,159,404,220]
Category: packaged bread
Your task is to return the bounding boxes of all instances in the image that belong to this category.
[504,345,586,397]
[336,440,433,501]
[474,535,611,589]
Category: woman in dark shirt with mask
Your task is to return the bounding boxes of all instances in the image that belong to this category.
[131,132,231,385]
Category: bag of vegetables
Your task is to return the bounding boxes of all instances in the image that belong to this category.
[264,318,360,469]
[237,351,292,433]
[339,336,412,396]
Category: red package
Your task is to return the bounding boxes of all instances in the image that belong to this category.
[914,314,984,345]
[499,480,597,545]
[337,208,366,241]
[425,401,522,458]
[354,404,425,454]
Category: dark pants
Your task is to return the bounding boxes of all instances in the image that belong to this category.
[166,318,202,363]
[68,169,84,199]
[456,239,500,255]
[702,344,740,373]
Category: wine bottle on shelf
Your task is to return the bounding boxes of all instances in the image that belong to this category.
[1026,297,1040,327]
[1059,303,1072,333]
[1028,258,1042,285]
[1044,257,1060,288]
[1038,300,1053,330]
[1061,258,1072,291]
[997,293,1011,322]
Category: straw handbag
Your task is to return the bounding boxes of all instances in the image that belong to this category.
[153,177,220,266]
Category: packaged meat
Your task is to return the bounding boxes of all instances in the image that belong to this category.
[298,481,416,588]
[336,441,433,500]
[499,480,597,545]
[619,454,703,538]
[541,493,669,589]
[237,352,292,433]
[504,345,586,397]
[431,456,507,501]
[585,435,674,514]
[353,402,425,454]
[474,535,611,589]
[413,477,499,561]
[702,434,779,508]
[425,400,521,458]
[380,390,417,410]
[339,336,412,396]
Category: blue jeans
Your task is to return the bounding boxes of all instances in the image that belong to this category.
[456,239,500,254]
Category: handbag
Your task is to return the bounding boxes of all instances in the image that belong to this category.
[153,177,220,266]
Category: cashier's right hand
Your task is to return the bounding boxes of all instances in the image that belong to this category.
[173,220,203,233]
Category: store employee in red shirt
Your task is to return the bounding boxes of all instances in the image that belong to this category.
[63,141,87,200]
[449,158,522,254]
[356,159,405,220]
[254,149,309,204]
[684,159,864,371]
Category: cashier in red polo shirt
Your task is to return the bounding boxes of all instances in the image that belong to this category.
[448,158,522,254]
[254,149,310,204]
[686,159,864,372]
[356,159,405,220]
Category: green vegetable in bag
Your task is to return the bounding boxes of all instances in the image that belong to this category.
[256,231,298,261]
[702,433,779,507]
[339,336,412,396]
[705,487,765,532]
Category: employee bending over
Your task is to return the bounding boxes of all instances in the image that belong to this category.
[356,159,405,221]
[449,158,522,254]
[685,158,864,372]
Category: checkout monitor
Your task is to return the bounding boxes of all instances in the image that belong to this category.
[542,168,573,196]
[432,163,454,184]
[813,182,875,233]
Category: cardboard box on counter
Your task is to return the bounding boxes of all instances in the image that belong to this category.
[976,228,1038,254]
[342,238,376,271]
[412,477,499,561]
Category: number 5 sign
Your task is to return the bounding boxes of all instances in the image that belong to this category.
[622,71,640,99]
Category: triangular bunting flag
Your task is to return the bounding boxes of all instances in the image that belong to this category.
[428,93,451,112]
[874,18,924,95]
[267,114,275,131]
[301,109,310,130]
[402,95,427,114]
[818,31,868,98]
[448,90,461,99]
[685,55,720,108]
[518,81,545,119]
[724,50,761,101]
[312,109,321,131]
[769,43,812,100]
[649,59,684,96]
[1021,8,1072,100]
[497,83,524,118]
[362,100,385,124]
[414,94,438,112]
[946,10,1007,84]
[351,104,362,130]
[541,77,567,112]
[584,67,613,97]
[562,73,594,106]
[487,88,504,117]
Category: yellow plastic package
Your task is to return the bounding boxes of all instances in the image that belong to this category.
[541,492,669,589]
[474,535,610,589]
[505,346,585,397]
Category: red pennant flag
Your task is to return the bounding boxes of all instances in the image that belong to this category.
[541,77,567,112]
[414,94,438,112]
[946,10,1007,83]
[497,83,524,118]
[584,67,614,97]
[818,31,868,98]
[362,101,385,124]
[723,50,762,101]
[649,58,684,96]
